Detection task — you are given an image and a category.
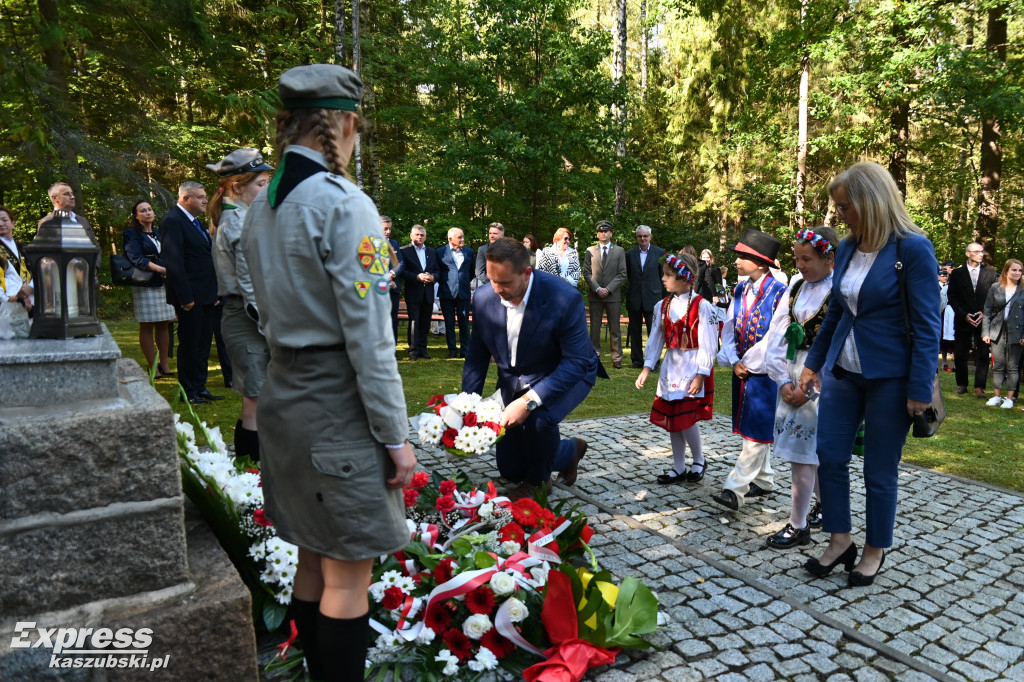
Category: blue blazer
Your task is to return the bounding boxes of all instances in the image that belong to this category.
[436,244,475,300]
[122,227,165,270]
[805,233,940,403]
[463,270,598,422]
[388,237,403,296]
[160,205,218,308]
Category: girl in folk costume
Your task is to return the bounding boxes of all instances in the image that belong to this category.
[635,252,718,484]
[764,227,838,548]
[713,228,787,510]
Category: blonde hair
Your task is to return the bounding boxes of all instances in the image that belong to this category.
[207,171,267,232]
[275,108,362,179]
[828,162,924,252]
[1000,259,1023,289]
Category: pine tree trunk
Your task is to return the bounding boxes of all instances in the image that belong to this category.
[334,0,346,63]
[976,4,1007,251]
[639,0,648,99]
[613,0,627,217]
[887,19,908,197]
[351,0,363,188]
[795,0,809,226]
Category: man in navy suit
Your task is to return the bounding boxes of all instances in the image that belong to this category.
[437,227,474,358]
[161,181,223,405]
[625,225,666,367]
[462,238,596,498]
[400,224,439,360]
[382,215,402,344]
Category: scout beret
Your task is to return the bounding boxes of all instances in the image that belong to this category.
[206,148,274,177]
[278,64,363,111]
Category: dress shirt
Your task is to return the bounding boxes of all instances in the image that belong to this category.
[639,247,649,270]
[601,245,609,263]
[766,274,833,386]
[836,249,878,373]
[176,204,208,241]
[969,264,980,290]
[500,272,540,404]
[415,244,427,270]
[452,248,464,270]
[558,251,571,279]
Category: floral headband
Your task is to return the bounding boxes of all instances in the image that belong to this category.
[795,229,833,256]
[664,254,694,282]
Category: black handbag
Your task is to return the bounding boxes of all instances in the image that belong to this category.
[896,240,945,438]
[110,253,162,287]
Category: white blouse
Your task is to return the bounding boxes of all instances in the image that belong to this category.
[766,274,833,385]
[837,249,878,373]
[644,294,718,400]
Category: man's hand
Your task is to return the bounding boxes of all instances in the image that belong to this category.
[733,360,750,380]
[182,301,195,312]
[597,287,609,298]
[417,272,433,283]
[967,311,983,327]
[500,398,530,429]
[385,443,417,489]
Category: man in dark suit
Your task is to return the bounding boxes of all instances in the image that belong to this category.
[584,220,628,368]
[474,222,504,286]
[436,227,474,358]
[161,181,223,405]
[400,224,439,360]
[41,182,101,278]
[382,215,402,344]
[948,242,998,397]
[625,225,666,368]
[462,238,596,499]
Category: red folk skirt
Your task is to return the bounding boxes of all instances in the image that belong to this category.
[650,371,715,432]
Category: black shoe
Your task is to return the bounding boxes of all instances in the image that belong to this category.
[745,483,772,498]
[804,542,858,578]
[419,351,432,360]
[687,461,707,483]
[631,361,644,369]
[156,368,176,378]
[766,523,811,549]
[712,490,739,510]
[458,351,466,358]
[807,501,822,529]
[656,469,687,485]
[557,438,587,486]
[198,390,225,401]
[188,396,211,406]
[848,551,886,587]
[448,350,459,359]
[409,352,419,361]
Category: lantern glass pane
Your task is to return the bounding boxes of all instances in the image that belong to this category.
[39,257,61,316]
[67,257,89,317]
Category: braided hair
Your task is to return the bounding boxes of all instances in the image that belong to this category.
[275,108,363,179]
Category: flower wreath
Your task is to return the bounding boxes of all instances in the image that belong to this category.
[663,254,693,282]
[795,228,833,256]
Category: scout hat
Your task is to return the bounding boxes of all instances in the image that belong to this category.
[728,228,781,268]
[278,64,362,111]
[206,148,274,177]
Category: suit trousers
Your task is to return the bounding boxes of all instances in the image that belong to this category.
[954,320,990,389]
[389,290,401,344]
[176,303,215,398]
[496,380,592,486]
[440,298,471,354]
[627,306,655,364]
[816,366,911,548]
[406,299,432,355]
[589,298,623,363]
[990,329,1023,393]
[723,439,774,504]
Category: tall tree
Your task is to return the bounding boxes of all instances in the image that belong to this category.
[976,3,1008,250]
[795,0,810,225]
[613,0,627,217]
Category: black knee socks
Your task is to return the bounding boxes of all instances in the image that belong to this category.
[233,421,260,461]
[316,611,371,682]
[290,598,324,680]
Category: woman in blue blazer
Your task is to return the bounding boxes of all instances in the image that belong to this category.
[122,200,176,377]
[799,162,940,587]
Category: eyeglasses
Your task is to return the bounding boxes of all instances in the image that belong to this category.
[562,237,571,242]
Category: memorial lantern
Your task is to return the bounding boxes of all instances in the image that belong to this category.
[24,210,102,339]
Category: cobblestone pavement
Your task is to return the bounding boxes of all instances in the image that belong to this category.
[414,413,1024,681]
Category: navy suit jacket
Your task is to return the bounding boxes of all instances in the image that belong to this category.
[625,245,666,311]
[400,243,439,303]
[436,244,475,300]
[805,233,940,403]
[388,237,403,296]
[463,270,598,423]
[160,205,218,307]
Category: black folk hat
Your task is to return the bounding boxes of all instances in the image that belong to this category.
[728,228,781,269]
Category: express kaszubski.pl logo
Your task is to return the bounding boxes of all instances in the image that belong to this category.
[9,622,170,671]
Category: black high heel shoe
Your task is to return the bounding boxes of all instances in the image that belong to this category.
[848,551,885,587]
[804,542,858,578]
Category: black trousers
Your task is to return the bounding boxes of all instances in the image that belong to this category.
[440,297,471,354]
[406,298,432,355]
[213,300,233,388]
[627,306,655,364]
[390,290,401,344]
[176,303,215,398]
[954,319,990,389]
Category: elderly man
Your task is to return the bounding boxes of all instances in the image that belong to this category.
[161,181,222,405]
[400,224,439,360]
[436,227,474,358]
[475,222,504,286]
[625,225,666,368]
[584,220,627,368]
[948,242,998,397]
[463,238,595,499]
[41,182,98,243]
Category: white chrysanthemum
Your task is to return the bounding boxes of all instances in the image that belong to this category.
[450,392,482,414]
[454,426,496,455]
[417,413,445,446]
[248,542,267,561]
[435,649,459,676]
[415,626,436,645]
[275,585,292,604]
[499,540,521,555]
[477,502,495,521]
[505,597,528,623]
[468,646,499,672]
[489,571,516,596]
[474,400,502,423]
[380,570,403,586]
[462,613,492,640]
[368,582,386,602]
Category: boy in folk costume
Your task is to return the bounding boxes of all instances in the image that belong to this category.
[713,229,787,510]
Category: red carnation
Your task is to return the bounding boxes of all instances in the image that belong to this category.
[463,412,478,427]
[481,629,516,659]
[443,629,473,662]
[482,421,501,434]
[466,585,496,615]
[441,428,458,448]
[403,488,419,507]
[439,479,458,496]
[381,586,404,610]
[511,498,544,527]
[424,603,451,631]
[253,508,273,527]
[432,557,455,584]
[498,522,526,545]
[435,495,456,514]
[410,471,430,490]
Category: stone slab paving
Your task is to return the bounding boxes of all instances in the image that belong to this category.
[414,413,1024,681]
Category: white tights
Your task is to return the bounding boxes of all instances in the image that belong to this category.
[669,425,704,473]
[789,461,819,529]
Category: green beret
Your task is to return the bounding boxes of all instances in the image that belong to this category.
[278,64,362,111]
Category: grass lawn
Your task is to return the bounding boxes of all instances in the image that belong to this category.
[103,317,1024,493]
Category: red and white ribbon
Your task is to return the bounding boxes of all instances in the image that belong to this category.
[495,595,545,657]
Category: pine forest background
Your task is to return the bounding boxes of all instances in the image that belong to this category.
[2,0,1023,272]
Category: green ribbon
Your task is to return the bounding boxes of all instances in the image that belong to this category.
[784,321,805,361]
[281,97,359,111]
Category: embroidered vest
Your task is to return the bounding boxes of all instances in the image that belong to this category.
[733,276,787,356]
[788,279,831,351]
[0,239,29,284]
[663,294,704,350]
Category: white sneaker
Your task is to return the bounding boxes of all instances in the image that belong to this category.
[986,396,1002,406]
[1002,398,1015,409]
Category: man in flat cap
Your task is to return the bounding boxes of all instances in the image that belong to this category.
[584,220,627,368]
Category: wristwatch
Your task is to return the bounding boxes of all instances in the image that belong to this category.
[522,396,539,412]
